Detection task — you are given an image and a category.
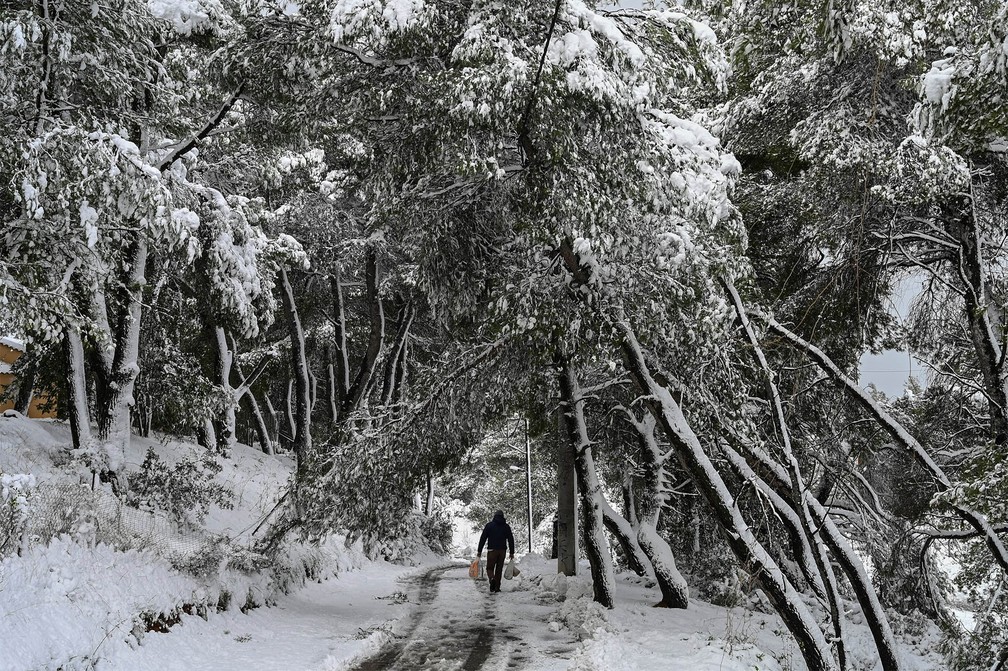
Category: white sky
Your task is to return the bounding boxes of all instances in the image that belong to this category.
[857,275,926,398]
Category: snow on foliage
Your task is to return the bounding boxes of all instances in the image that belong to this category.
[330,0,428,43]
[147,0,233,36]
[3,128,178,343]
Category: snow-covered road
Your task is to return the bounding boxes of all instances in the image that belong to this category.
[106,560,577,671]
[349,564,574,671]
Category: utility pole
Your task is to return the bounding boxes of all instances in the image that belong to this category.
[525,417,533,553]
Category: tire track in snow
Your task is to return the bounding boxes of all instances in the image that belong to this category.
[349,564,503,670]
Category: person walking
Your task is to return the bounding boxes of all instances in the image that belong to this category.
[477,510,515,593]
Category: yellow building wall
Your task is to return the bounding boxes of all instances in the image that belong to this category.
[0,342,57,419]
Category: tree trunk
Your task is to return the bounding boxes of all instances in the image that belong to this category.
[425,471,435,515]
[212,326,236,456]
[196,418,217,451]
[623,410,689,608]
[599,496,655,580]
[279,267,311,490]
[326,354,338,422]
[343,250,385,415]
[759,312,1008,573]
[64,326,91,450]
[285,378,296,445]
[731,437,905,671]
[330,273,350,408]
[724,280,851,669]
[557,352,615,608]
[264,393,281,447]
[90,237,148,483]
[948,197,1008,443]
[556,405,578,576]
[248,393,274,454]
[382,302,415,405]
[13,345,37,415]
[618,321,837,671]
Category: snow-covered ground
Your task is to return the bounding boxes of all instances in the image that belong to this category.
[1,415,948,671]
[117,561,429,671]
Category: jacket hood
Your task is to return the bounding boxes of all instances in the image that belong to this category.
[492,510,505,523]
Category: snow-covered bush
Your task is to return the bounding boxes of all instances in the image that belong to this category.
[419,508,453,556]
[0,472,35,555]
[128,448,233,528]
[359,510,452,562]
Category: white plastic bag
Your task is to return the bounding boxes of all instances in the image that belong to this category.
[504,559,519,580]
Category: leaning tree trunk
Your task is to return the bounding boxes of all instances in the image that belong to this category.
[623,410,689,609]
[759,313,1008,573]
[599,497,655,580]
[601,468,656,579]
[724,280,853,670]
[247,393,274,454]
[557,351,615,609]
[731,437,905,671]
[618,321,837,671]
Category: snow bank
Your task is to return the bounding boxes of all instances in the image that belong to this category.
[0,412,66,475]
[0,537,199,671]
[570,629,784,671]
[0,415,372,670]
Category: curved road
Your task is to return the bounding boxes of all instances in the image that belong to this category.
[349,565,539,671]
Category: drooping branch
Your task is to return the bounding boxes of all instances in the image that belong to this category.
[156,82,246,170]
[617,321,838,671]
[756,312,1008,572]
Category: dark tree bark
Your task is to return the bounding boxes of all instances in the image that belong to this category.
[13,345,38,415]
[343,250,385,415]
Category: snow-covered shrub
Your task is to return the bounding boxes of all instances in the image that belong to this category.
[419,508,453,555]
[357,509,454,562]
[702,572,747,608]
[128,448,233,527]
[0,472,35,555]
[170,536,229,577]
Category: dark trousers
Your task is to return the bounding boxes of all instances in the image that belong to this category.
[486,549,506,592]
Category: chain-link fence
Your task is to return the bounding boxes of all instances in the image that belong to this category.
[2,482,212,561]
